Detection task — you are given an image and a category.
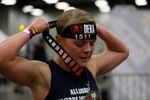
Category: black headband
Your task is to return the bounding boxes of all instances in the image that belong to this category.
[48,21,97,40]
[60,23,97,40]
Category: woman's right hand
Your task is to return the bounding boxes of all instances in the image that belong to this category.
[27,17,50,35]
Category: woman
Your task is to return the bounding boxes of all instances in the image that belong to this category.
[0,8,129,100]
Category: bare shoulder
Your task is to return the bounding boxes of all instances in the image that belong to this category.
[29,60,52,99]
[30,60,51,88]
[87,55,97,77]
[87,54,106,77]
[31,60,50,70]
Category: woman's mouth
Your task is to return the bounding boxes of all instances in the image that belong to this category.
[79,57,89,61]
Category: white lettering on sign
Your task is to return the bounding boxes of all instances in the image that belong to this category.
[84,24,95,34]
[70,87,90,95]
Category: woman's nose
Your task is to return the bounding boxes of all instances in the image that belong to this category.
[83,43,93,52]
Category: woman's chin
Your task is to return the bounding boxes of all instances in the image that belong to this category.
[78,62,88,67]
[76,58,89,67]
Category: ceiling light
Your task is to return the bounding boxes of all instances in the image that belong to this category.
[94,0,111,13]
[43,0,59,4]
[31,8,44,16]
[22,5,34,13]
[64,7,76,12]
[55,2,70,10]
[95,0,108,8]
[135,0,147,6]
[1,0,16,5]
[99,5,111,13]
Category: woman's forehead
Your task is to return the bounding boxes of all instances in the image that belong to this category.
[71,39,96,43]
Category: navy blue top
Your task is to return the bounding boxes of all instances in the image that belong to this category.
[44,60,99,100]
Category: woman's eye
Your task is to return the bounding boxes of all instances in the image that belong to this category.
[90,42,95,46]
[75,42,84,47]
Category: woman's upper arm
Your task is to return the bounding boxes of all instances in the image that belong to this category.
[0,57,50,87]
[88,50,129,77]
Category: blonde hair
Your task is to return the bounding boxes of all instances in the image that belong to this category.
[56,8,95,35]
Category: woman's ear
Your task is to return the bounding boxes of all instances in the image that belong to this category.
[56,34,61,44]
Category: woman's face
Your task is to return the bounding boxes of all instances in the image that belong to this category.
[61,38,96,67]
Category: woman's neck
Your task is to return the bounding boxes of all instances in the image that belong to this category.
[53,55,72,72]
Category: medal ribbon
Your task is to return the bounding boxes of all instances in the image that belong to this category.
[42,21,84,76]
